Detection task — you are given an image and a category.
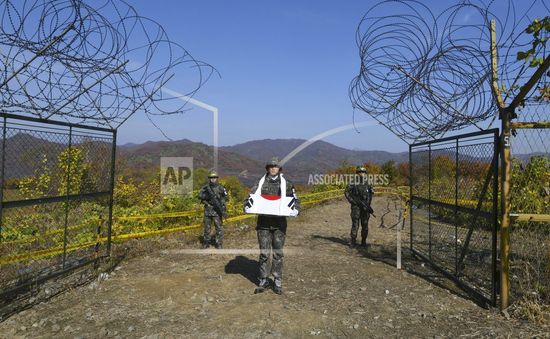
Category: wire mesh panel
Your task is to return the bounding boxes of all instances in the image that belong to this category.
[509,104,549,305]
[0,113,115,298]
[410,147,430,256]
[410,129,498,305]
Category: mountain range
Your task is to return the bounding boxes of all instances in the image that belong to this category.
[4,132,544,185]
[118,138,409,184]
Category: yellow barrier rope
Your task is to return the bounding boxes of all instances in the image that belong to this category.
[1,188,401,247]
[2,195,342,264]
[0,214,261,265]
[1,186,412,265]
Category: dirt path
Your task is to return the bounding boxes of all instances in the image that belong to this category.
[1,197,547,338]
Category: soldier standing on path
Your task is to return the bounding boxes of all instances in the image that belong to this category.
[344,166,374,248]
[248,157,300,295]
[199,171,228,249]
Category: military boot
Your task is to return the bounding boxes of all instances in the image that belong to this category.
[349,238,356,248]
[215,242,222,249]
[273,278,283,295]
[361,237,368,248]
[254,278,269,294]
[202,241,210,249]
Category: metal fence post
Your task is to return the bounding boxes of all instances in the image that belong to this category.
[428,143,432,259]
[409,144,413,250]
[95,214,104,269]
[62,126,73,269]
[107,129,117,256]
[0,117,6,242]
[455,139,459,275]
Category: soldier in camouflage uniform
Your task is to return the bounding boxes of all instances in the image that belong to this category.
[249,157,300,295]
[198,171,228,249]
[344,166,374,248]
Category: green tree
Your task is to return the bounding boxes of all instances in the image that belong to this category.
[431,155,455,180]
[56,147,93,195]
[192,168,209,190]
[381,160,399,185]
[511,156,550,214]
[220,176,248,202]
[516,16,549,102]
[19,154,51,199]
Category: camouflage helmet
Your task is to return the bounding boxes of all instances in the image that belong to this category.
[356,166,367,173]
[265,157,282,171]
[208,170,219,178]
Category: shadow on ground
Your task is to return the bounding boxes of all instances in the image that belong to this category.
[311,234,491,308]
[224,255,259,285]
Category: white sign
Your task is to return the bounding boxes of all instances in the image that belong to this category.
[244,174,299,217]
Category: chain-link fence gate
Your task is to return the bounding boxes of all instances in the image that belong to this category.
[508,104,550,308]
[0,113,116,300]
[409,129,499,306]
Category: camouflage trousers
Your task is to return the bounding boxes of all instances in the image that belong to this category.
[203,216,223,245]
[350,205,370,242]
[257,228,286,281]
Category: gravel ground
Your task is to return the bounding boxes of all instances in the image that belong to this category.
[1,197,548,338]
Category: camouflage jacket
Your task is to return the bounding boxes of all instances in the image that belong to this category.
[199,183,228,217]
[345,179,373,208]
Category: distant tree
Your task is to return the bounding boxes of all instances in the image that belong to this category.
[19,147,94,198]
[398,162,409,185]
[220,176,248,202]
[458,160,490,179]
[363,162,381,174]
[381,160,399,185]
[333,160,356,174]
[114,176,143,208]
[511,156,550,214]
[57,147,93,195]
[19,154,51,199]
[431,155,455,180]
[192,168,210,190]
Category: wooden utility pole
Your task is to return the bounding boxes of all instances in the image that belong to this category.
[499,112,512,311]
[489,19,510,310]
[490,19,550,310]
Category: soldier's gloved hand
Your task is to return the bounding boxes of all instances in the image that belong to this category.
[289,208,299,217]
[243,196,253,212]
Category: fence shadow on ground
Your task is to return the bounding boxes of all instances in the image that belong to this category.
[1,250,127,321]
[311,234,490,308]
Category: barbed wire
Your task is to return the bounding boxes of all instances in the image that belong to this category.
[0,0,216,129]
[349,0,549,143]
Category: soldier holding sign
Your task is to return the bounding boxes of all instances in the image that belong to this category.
[245,157,300,295]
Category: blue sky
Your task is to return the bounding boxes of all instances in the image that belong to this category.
[117,0,543,152]
[117,0,410,151]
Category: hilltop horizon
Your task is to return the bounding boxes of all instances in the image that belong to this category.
[119,137,409,153]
